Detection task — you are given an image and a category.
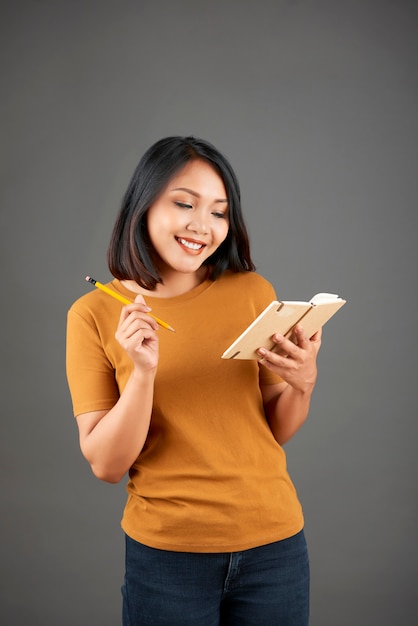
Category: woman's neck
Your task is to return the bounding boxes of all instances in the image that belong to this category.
[121,267,208,299]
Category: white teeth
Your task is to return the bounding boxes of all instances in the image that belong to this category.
[177,237,203,250]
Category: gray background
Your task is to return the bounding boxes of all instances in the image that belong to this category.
[1,1,417,624]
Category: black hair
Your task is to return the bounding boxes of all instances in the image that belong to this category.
[108,135,255,289]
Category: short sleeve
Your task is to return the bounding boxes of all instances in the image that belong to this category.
[255,278,284,385]
[258,363,284,385]
[66,308,120,416]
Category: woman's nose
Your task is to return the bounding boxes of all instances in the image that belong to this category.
[186,218,208,235]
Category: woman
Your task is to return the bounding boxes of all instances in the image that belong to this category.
[66,136,321,625]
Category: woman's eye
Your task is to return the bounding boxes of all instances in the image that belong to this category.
[212,211,227,219]
[174,201,193,209]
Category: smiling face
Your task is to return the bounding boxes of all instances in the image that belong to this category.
[146,159,230,280]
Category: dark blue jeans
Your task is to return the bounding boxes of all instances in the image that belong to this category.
[122,529,309,625]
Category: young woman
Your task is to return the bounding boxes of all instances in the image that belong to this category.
[66,136,321,625]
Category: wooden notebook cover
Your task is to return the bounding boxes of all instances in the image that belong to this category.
[222,298,346,360]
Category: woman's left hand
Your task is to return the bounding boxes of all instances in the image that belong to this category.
[257,325,322,394]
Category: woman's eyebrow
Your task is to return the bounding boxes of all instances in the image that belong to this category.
[171,187,228,203]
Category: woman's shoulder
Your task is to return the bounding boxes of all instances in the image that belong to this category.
[69,288,102,315]
[68,281,120,322]
[218,270,275,293]
[207,271,277,325]
[212,271,276,310]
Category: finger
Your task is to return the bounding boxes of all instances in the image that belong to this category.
[271,333,299,359]
[118,324,158,353]
[119,292,151,315]
[134,293,147,305]
[292,324,310,349]
[121,315,158,339]
[257,347,295,368]
[118,302,150,327]
[309,328,322,355]
[310,328,322,342]
[117,312,159,340]
[131,326,157,346]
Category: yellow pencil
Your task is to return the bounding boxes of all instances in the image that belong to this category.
[85,276,175,332]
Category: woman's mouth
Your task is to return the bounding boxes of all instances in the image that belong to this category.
[175,237,206,253]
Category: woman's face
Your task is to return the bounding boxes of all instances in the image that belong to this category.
[146,159,229,278]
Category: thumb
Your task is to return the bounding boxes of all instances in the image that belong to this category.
[134,294,151,310]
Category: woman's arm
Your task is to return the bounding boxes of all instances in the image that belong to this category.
[259,325,321,445]
[75,296,159,483]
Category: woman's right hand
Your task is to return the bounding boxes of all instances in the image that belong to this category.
[115,294,159,371]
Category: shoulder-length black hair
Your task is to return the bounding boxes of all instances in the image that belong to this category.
[108,135,255,289]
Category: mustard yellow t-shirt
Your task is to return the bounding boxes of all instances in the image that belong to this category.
[66,271,304,552]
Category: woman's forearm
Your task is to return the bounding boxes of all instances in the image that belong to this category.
[80,368,156,483]
[265,383,314,446]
